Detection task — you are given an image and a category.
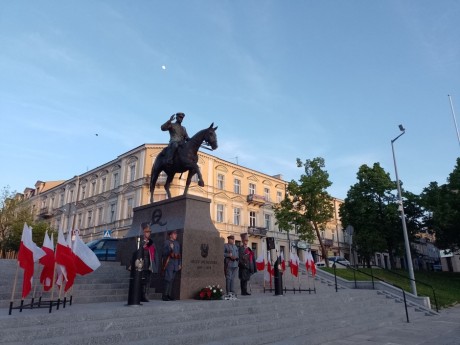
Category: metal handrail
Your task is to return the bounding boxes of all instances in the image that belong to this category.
[332,262,411,322]
[365,264,438,312]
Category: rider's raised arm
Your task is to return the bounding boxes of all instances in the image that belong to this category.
[161,116,174,131]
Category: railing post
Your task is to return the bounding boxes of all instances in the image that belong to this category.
[353,269,357,288]
[333,263,338,292]
[402,290,410,323]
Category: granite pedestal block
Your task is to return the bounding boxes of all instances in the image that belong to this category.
[121,195,225,300]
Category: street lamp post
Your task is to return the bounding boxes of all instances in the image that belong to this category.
[391,125,417,296]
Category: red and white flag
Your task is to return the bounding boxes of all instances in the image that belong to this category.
[17,223,46,299]
[255,254,265,271]
[39,231,55,291]
[264,261,272,283]
[305,251,316,277]
[73,234,101,275]
[289,251,299,277]
[55,228,76,292]
[280,252,286,271]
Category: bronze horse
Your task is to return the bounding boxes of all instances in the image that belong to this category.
[149,123,218,202]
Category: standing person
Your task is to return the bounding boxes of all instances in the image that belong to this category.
[238,233,257,296]
[224,235,239,295]
[161,112,190,165]
[140,222,157,302]
[162,230,181,301]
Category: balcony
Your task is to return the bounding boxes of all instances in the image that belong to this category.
[39,207,53,219]
[247,194,265,206]
[248,226,268,237]
[322,238,334,247]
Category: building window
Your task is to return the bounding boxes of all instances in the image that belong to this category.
[249,211,256,227]
[69,190,74,203]
[98,207,103,225]
[91,181,96,196]
[251,243,258,259]
[217,174,225,190]
[276,191,282,203]
[113,172,119,189]
[109,203,116,223]
[264,214,271,230]
[101,177,107,193]
[249,183,256,195]
[216,204,224,223]
[50,197,55,209]
[127,198,133,218]
[264,188,270,202]
[234,179,241,194]
[87,210,93,227]
[77,213,82,229]
[129,165,136,182]
[81,186,86,200]
[60,193,65,207]
[233,207,241,225]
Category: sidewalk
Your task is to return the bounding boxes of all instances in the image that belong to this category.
[1,292,459,345]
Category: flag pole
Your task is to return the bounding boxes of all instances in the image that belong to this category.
[9,262,20,315]
[448,94,460,148]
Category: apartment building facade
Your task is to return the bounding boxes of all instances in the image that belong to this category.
[20,144,346,263]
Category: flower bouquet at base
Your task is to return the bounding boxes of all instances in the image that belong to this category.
[197,284,223,300]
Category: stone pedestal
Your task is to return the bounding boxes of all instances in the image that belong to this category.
[121,195,225,300]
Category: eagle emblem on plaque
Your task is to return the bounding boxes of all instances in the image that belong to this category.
[200,244,209,258]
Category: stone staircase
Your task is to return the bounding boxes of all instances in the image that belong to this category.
[0,259,130,308]
[0,259,441,345]
[0,288,434,345]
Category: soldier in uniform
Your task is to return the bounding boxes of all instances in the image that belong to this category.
[224,235,239,295]
[162,230,181,301]
[161,112,190,165]
[238,233,257,295]
[140,222,157,302]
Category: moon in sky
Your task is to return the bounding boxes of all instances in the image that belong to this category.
[161,65,166,70]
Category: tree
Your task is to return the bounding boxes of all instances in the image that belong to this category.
[0,186,52,256]
[421,158,460,252]
[339,163,409,268]
[274,157,334,266]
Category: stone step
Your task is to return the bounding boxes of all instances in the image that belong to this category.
[0,260,131,309]
[0,289,428,344]
[0,291,428,345]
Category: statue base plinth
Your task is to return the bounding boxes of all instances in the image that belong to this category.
[120,195,225,300]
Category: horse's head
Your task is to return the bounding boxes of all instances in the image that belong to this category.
[204,123,218,150]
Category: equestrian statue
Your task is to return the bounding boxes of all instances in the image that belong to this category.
[149,112,218,203]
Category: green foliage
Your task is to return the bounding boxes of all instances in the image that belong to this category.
[274,157,333,263]
[321,267,460,308]
[421,158,460,251]
[339,163,422,267]
[0,186,54,256]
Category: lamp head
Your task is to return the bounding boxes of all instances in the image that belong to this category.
[398,124,405,132]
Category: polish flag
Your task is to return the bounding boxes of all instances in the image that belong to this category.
[73,234,101,275]
[306,251,316,277]
[39,231,55,291]
[280,252,286,271]
[255,254,265,271]
[289,251,299,277]
[17,223,46,299]
[267,261,274,276]
[55,228,76,292]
